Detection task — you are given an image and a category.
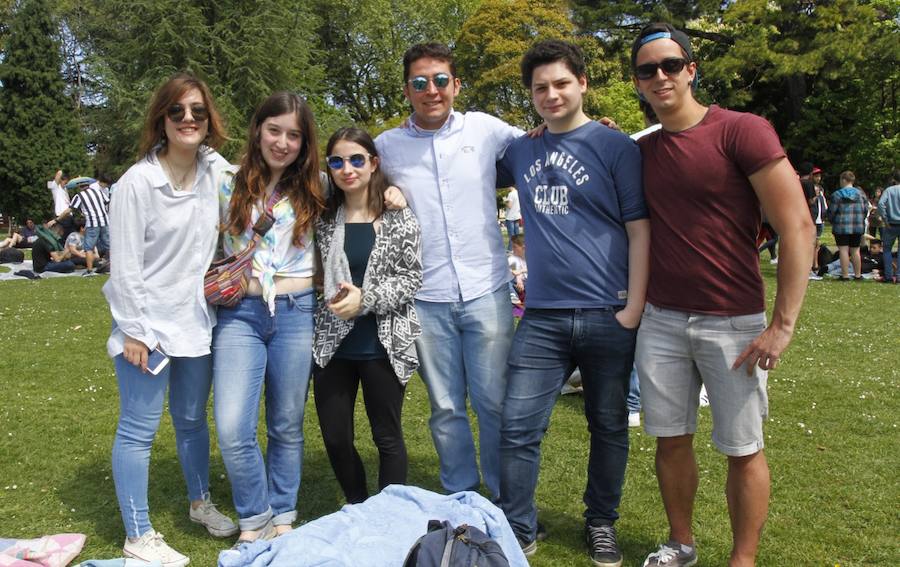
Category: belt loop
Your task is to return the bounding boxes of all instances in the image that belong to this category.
[286,293,297,309]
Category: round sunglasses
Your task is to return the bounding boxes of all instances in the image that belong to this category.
[634,57,688,80]
[326,153,371,170]
[407,73,452,92]
[166,103,209,123]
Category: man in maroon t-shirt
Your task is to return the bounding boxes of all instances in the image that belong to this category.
[630,23,813,567]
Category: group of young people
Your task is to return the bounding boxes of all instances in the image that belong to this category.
[103,76,420,566]
[102,23,813,567]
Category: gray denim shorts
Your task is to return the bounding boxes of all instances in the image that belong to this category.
[635,303,769,456]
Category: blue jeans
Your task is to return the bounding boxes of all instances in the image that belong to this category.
[39,260,75,273]
[627,366,641,412]
[212,290,315,530]
[882,225,900,281]
[414,285,514,499]
[505,219,520,250]
[499,308,635,541]
[112,354,212,538]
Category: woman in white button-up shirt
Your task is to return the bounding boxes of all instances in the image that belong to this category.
[102,73,238,566]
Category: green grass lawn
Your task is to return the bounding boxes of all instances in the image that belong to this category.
[0,258,897,566]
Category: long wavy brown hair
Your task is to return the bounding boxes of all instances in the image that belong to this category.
[226,92,325,246]
[137,72,227,159]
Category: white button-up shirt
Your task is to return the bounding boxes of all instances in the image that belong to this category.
[376,111,522,302]
[103,148,230,358]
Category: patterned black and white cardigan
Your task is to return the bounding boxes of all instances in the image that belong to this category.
[313,206,423,384]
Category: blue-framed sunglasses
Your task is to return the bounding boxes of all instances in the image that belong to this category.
[326,153,370,170]
[407,73,452,92]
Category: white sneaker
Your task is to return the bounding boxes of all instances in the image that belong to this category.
[123,530,189,567]
[769,258,778,264]
[808,271,823,281]
[190,495,238,537]
[628,411,641,428]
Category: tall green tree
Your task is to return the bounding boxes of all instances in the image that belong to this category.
[0,0,87,222]
[58,0,336,176]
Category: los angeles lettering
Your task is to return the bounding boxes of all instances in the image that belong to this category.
[522,151,590,186]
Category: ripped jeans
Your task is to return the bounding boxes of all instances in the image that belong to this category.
[112,354,212,538]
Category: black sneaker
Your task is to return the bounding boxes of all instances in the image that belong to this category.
[585,520,622,567]
[536,521,548,541]
[518,536,537,557]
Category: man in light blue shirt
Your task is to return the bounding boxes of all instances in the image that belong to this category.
[375,43,523,500]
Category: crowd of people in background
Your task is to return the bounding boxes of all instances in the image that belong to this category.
[2,21,898,567]
[1,171,113,276]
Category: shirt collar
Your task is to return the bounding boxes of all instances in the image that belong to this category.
[406,109,459,137]
[145,145,217,189]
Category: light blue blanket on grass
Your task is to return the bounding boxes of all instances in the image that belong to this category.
[218,485,528,567]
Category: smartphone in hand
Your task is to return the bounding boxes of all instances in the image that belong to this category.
[330,287,350,305]
[147,348,170,375]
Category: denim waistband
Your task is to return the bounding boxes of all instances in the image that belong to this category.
[272,287,316,300]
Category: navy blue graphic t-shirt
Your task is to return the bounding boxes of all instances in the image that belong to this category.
[497,121,646,308]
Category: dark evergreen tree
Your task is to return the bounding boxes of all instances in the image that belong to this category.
[0,0,87,222]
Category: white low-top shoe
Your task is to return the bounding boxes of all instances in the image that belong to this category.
[123,530,189,567]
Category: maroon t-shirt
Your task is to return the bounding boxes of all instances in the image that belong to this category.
[638,105,786,315]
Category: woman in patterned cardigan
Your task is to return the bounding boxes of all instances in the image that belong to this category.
[313,127,423,504]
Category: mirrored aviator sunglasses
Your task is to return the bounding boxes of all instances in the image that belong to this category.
[166,103,209,123]
[326,153,369,169]
[408,73,451,92]
[635,57,688,80]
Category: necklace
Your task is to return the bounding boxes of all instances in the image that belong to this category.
[161,154,197,191]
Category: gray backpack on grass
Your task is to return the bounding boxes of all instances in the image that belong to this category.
[402,519,510,567]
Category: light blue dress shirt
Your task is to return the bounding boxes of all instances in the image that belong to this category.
[375,110,522,302]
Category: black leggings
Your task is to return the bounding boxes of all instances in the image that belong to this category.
[313,357,407,503]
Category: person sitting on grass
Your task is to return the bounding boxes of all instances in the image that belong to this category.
[31,222,75,274]
[0,233,26,264]
[18,219,39,247]
[64,219,89,269]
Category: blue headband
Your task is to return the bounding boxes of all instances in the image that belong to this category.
[639,32,672,46]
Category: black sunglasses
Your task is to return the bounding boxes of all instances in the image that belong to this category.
[407,73,452,92]
[326,153,370,170]
[166,103,209,123]
[634,57,688,80]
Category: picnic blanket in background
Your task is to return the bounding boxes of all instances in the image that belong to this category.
[0,262,97,281]
[218,485,528,567]
[0,533,86,567]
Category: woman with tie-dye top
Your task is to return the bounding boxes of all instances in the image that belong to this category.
[212,91,325,545]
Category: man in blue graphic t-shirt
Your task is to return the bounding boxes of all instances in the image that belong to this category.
[496,40,650,567]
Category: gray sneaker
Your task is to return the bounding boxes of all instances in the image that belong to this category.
[585,521,622,567]
[189,495,238,537]
[642,541,698,566]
